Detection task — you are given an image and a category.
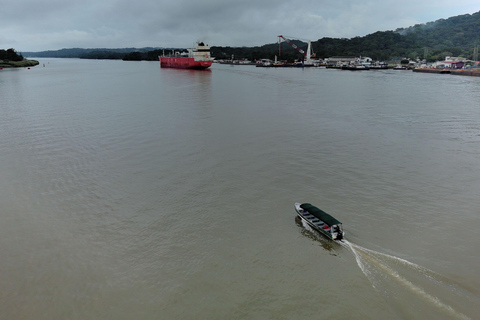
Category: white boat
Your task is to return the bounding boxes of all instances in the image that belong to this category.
[295,203,345,240]
[342,64,370,70]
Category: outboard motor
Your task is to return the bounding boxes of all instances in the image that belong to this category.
[333,226,343,240]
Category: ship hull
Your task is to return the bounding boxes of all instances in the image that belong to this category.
[159,56,212,69]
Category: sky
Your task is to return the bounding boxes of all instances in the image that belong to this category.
[1,0,480,52]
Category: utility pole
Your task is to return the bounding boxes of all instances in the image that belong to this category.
[474,45,478,64]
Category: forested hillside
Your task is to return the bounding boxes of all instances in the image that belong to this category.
[211,11,480,62]
[21,11,480,62]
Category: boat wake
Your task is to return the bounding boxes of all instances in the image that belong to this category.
[340,240,473,320]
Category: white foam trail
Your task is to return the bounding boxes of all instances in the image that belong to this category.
[340,240,380,288]
[342,240,375,286]
[349,241,438,276]
[342,240,471,320]
[367,252,469,319]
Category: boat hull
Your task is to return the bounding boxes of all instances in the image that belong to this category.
[342,65,370,70]
[159,56,212,69]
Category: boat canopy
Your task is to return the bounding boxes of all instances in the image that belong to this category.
[300,203,341,226]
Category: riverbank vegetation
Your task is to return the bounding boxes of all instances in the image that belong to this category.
[0,48,39,68]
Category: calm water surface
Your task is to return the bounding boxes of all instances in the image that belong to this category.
[1,59,479,319]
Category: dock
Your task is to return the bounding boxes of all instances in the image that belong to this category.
[413,68,480,77]
[412,68,451,74]
[451,69,480,77]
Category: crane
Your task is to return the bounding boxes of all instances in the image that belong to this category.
[278,35,315,64]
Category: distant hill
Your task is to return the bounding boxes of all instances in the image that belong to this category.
[211,11,480,62]
[21,11,480,62]
[22,47,162,58]
[393,11,480,59]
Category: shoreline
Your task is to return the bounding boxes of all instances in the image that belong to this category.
[0,59,39,69]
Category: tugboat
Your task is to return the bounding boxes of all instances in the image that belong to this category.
[295,203,344,240]
[159,42,213,69]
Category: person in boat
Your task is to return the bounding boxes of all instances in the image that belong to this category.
[323,224,330,230]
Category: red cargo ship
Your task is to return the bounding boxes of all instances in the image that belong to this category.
[159,42,213,69]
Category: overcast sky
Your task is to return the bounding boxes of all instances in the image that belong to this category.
[1,0,479,52]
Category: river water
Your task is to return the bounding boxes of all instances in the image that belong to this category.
[1,59,479,319]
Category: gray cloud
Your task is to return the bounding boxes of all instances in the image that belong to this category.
[1,0,479,51]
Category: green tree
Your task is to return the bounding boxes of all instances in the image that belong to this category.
[1,48,23,61]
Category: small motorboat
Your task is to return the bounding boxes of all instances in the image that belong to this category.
[295,203,345,240]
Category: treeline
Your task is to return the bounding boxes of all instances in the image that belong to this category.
[78,49,173,60]
[122,50,167,61]
[79,48,165,60]
[0,48,24,61]
[22,47,179,61]
[22,47,161,59]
